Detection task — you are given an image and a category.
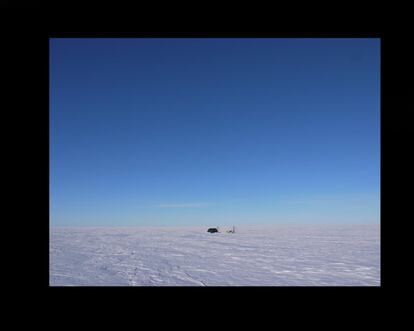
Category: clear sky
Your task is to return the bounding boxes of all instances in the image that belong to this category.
[50,38,380,227]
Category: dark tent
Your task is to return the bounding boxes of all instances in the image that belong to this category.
[207,228,218,233]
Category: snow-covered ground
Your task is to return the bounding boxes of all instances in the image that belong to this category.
[50,224,380,286]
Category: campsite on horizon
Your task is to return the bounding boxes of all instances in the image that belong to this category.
[50,38,380,286]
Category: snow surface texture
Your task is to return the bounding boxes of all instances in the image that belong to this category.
[50,225,380,286]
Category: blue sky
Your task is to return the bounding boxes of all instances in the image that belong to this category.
[50,38,380,227]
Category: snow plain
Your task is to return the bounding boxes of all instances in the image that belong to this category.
[50,224,380,286]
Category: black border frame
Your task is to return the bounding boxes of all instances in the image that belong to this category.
[4,4,404,295]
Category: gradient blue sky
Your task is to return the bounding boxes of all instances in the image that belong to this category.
[50,38,380,227]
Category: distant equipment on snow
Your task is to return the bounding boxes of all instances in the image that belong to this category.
[207,226,235,234]
[226,226,236,233]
